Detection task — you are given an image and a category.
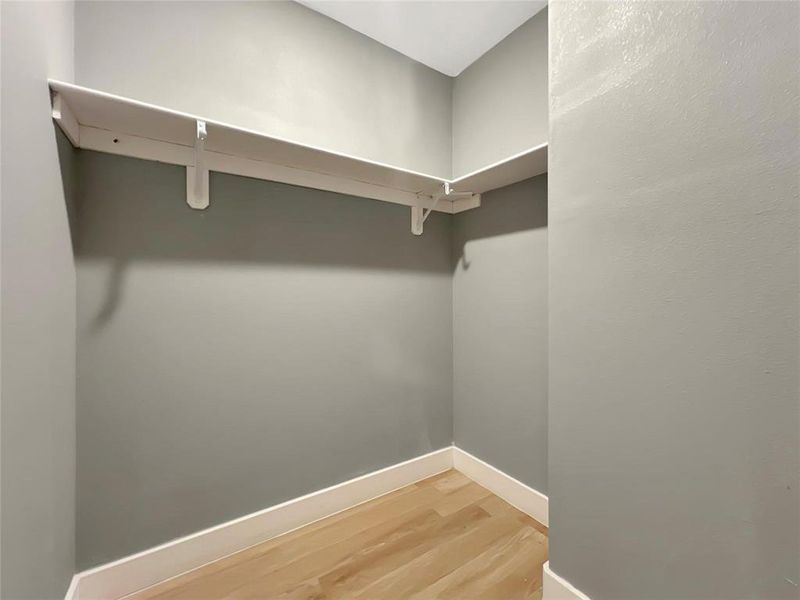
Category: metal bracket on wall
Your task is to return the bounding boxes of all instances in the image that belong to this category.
[411,182,477,236]
[186,120,209,209]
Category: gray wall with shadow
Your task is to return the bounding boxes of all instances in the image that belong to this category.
[74,150,454,569]
[452,175,548,494]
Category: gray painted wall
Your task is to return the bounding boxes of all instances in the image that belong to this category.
[74,0,453,178]
[75,151,453,569]
[452,9,548,178]
[452,176,547,494]
[71,0,552,570]
[549,2,799,599]
[0,2,77,598]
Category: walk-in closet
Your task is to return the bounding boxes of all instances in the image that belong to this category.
[3,2,798,600]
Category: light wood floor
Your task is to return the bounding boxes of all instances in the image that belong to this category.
[126,470,548,600]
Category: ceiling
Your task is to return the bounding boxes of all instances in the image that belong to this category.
[297,1,547,77]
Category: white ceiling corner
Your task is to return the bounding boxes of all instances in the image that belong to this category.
[296,1,547,77]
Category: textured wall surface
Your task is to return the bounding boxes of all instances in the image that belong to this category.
[548,2,799,598]
[0,2,77,598]
[75,152,453,569]
[75,0,453,178]
[452,9,548,178]
[452,176,548,493]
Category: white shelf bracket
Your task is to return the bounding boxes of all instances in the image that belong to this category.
[411,201,424,236]
[412,182,478,236]
[51,92,81,147]
[412,190,442,236]
[187,120,209,210]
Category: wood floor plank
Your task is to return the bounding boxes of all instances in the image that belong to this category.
[160,509,433,599]
[127,484,425,600]
[415,470,461,488]
[478,494,517,516]
[408,525,547,600]
[270,578,325,600]
[427,470,472,494]
[319,504,489,599]
[479,494,549,536]
[350,514,523,599]
[148,499,442,598]
[131,484,441,600]
[431,480,493,517]
[124,470,548,600]
[224,508,449,598]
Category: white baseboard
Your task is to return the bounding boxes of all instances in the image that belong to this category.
[452,446,548,527]
[69,447,452,600]
[543,561,592,600]
[63,575,80,600]
[67,446,549,599]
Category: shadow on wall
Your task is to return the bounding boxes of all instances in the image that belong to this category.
[450,173,548,494]
[452,174,547,270]
[54,126,80,253]
[73,150,452,269]
[63,150,453,330]
[67,151,455,569]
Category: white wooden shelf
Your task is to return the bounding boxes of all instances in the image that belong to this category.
[451,144,548,194]
[49,80,547,234]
